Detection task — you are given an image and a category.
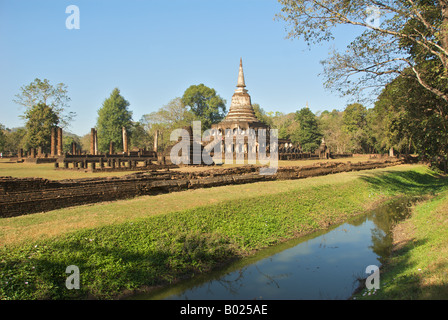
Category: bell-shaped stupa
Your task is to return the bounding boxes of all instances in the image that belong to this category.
[214,58,268,129]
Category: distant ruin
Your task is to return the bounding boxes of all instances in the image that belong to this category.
[0,158,404,218]
[13,59,356,171]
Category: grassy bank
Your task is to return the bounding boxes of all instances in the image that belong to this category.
[1,165,446,300]
[354,187,448,300]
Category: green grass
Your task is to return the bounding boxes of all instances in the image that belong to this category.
[0,164,419,246]
[0,155,372,180]
[1,164,447,300]
[354,187,448,300]
[0,159,139,180]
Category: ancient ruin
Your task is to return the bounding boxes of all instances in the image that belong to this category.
[0,158,404,218]
[13,59,354,171]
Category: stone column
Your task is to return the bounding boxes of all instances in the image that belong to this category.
[37,146,43,158]
[57,127,63,156]
[51,127,57,156]
[90,128,96,155]
[153,130,158,152]
[71,142,76,155]
[94,130,98,155]
[122,127,128,154]
[109,141,115,155]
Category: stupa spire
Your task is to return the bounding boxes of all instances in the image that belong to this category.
[238,58,246,86]
[235,58,247,93]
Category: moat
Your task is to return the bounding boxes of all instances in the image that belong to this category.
[133,197,415,300]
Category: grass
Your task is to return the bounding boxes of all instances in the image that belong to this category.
[0,164,419,247]
[1,164,447,300]
[354,186,448,300]
[0,155,372,179]
[0,159,138,180]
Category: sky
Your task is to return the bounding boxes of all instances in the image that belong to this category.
[0,0,366,136]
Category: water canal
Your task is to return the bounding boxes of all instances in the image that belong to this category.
[133,197,416,300]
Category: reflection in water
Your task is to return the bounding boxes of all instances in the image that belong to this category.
[134,197,416,300]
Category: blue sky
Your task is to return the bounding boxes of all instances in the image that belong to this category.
[0,0,365,136]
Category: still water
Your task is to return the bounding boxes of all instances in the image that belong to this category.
[135,197,415,300]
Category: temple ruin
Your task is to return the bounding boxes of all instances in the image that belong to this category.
[14,59,352,170]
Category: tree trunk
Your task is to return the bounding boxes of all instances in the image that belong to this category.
[440,1,448,76]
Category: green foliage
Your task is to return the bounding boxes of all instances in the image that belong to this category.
[318,109,349,153]
[129,121,152,150]
[374,72,448,169]
[23,103,59,152]
[1,128,26,154]
[181,84,226,130]
[0,124,5,152]
[14,78,75,128]
[252,103,274,127]
[96,88,133,153]
[142,97,197,151]
[62,133,81,154]
[272,112,299,142]
[1,166,445,299]
[342,103,373,153]
[276,1,448,105]
[355,189,448,300]
[294,107,322,152]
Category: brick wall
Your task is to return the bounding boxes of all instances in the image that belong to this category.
[0,159,404,218]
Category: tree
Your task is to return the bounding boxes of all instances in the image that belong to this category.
[79,132,91,153]
[181,84,226,130]
[142,97,196,151]
[342,103,372,153]
[374,72,448,170]
[62,133,82,153]
[318,110,350,153]
[14,78,75,128]
[23,103,59,151]
[0,124,6,153]
[96,88,133,152]
[129,121,152,150]
[276,0,448,111]
[252,103,274,127]
[294,107,323,152]
[2,127,26,154]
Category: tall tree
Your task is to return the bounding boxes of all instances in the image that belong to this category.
[2,128,26,154]
[318,110,350,153]
[129,121,152,150]
[252,103,274,127]
[142,97,196,151]
[181,84,226,130]
[96,88,133,152]
[0,124,6,153]
[14,78,75,128]
[342,103,371,153]
[374,72,448,170]
[276,0,448,112]
[23,103,59,151]
[294,107,323,152]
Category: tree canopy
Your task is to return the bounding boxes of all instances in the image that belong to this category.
[96,88,133,152]
[0,124,6,153]
[142,97,196,151]
[181,84,226,130]
[14,78,75,128]
[276,0,448,110]
[23,103,59,152]
[294,107,323,152]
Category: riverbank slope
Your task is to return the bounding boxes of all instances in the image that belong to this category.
[1,164,446,300]
[354,185,448,299]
